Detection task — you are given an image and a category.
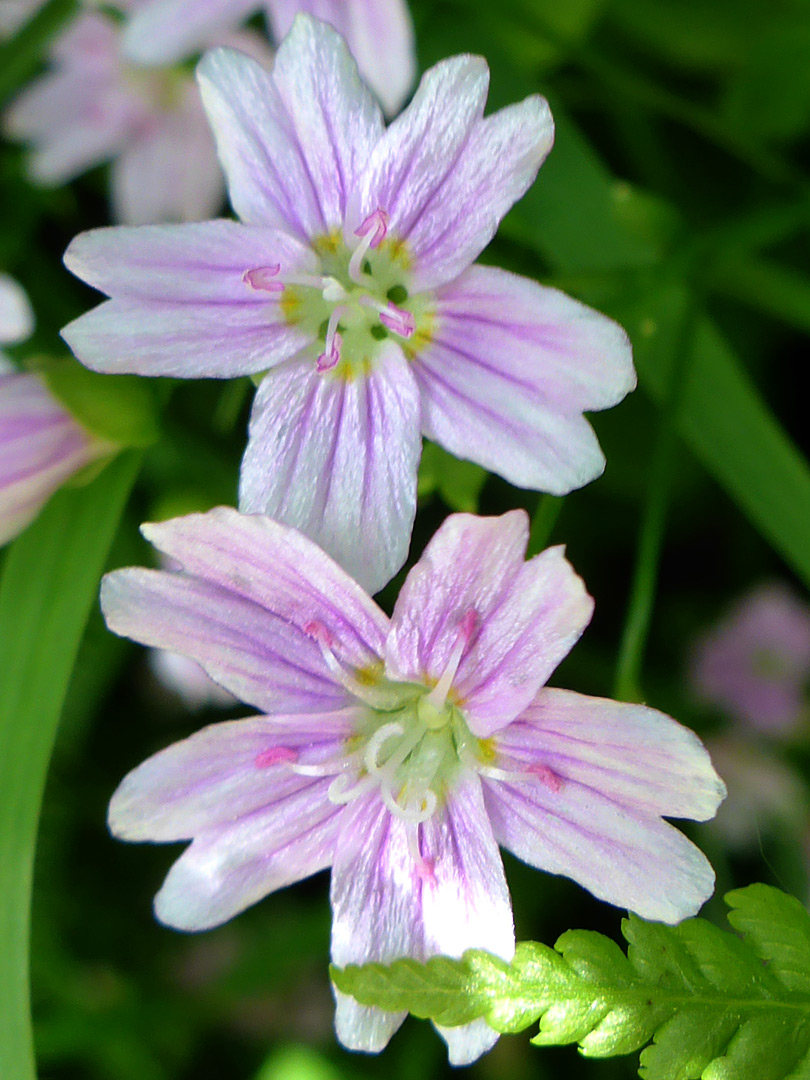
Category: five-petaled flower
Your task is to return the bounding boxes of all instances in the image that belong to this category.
[121,0,416,117]
[103,507,724,1064]
[0,276,113,545]
[62,14,635,595]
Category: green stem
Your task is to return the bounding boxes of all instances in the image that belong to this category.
[0,0,78,105]
[0,453,140,1080]
[613,297,698,702]
[527,494,564,557]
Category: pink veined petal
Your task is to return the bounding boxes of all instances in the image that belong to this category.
[399,97,554,292]
[153,774,343,931]
[138,506,391,664]
[100,567,353,715]
[197,29,381,240]
[63,219,317,304]
[122,0,259,65]
[348,54,488,243]
[0,274,34,345]
[266,0,415,117]
[484,691,723,923]
[330,792,421,1053]
[419,773,514,1065]
[239,343,421,595]
[414,264,635,493]
[385,512,594,734]
[0,372,106,544]
[109,710,357,842]
[496,688,726,822]
[61,297,311,378]
[110,87,225,225]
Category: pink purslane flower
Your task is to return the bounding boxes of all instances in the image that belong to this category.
[0,277,112,544]
[4,3,268,225]
[103,507,724,1064]
[690,583,810,735]
[122,0,415,117]
[63,16,635,593]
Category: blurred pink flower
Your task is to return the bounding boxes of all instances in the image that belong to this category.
[0,277,113,544]
[150,649,236,709]
[122,0,416,116]
[4,5,269,224]
[690,583,810,735]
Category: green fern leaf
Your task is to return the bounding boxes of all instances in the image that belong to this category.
[331,885,810,1079]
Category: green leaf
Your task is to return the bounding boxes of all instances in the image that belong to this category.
[0,452,141,1080]
[42,358,161,449]
[332,884,810,1080]
[417,442,488,513]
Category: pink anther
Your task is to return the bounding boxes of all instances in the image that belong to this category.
[254,746,299,769]
[527,763,563,793]
[379,303,415,339]
[414,856,436,884]
[458,610,478,642]
[354,208,389,249]
[304,619,334,647]
[243,265,284,292]
[316,331,342,372]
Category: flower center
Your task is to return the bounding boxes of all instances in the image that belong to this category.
[242,209,434,379]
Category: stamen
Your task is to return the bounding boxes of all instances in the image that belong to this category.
[317,306,345,372]
[243,265,283,293]
[327,771,377,805]
[254,746,298,768]
[349,208,389,283]
[303,619,410,711]
[381,781,437,823]
[425,610,477,711]
[479,760,563,793]
[406,823,436,882]
[379,303,415,339]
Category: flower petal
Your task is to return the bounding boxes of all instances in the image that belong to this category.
[266,0,415,116]
[0,372,104,544]
[350,55,487,243]
[154,775,342,930]
[330,793,418,1052]
[61,297,310,378]
[139,506,391,663]
[420,773,514,1065]
[0,274,33,344]
[110,88,224,225]
[414,265,635,492]
[197,27,381,240]
[484,692,722,923]
[63,219,316,303]
[385,512,593,734]
[356,64,552,290]
[122,0,258,65]
[101,567,351,715]
[239,344,421,594]
[495,688,726,822]
[109,711,355,842]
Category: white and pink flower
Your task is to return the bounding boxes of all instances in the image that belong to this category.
[103,507,724,1064]
[63,16,635,594]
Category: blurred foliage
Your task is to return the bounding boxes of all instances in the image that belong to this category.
[2,0,810,1076]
